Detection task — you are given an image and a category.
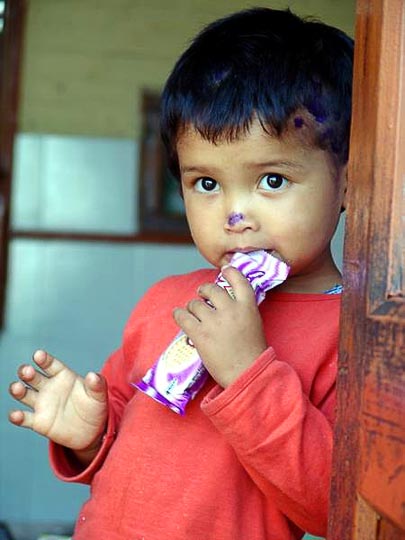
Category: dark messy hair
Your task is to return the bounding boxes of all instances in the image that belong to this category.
[160,7,354,180]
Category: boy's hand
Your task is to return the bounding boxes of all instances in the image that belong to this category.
[8,350,108,452]
[173,266,267,388]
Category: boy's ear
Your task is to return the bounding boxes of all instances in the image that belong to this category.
[340,165,348,213]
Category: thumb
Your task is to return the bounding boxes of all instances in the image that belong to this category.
[84,372,108,402]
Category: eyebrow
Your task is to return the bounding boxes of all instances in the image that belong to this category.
[247,160,306,171]
[180,160,306,175]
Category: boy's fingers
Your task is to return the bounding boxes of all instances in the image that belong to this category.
[219,266,256,302]
[83,372,108,403]
[9,381,37,409]
[17,363,48,391]
[197,282,230,307]
[32,349,68,377]
[173,308,199,334]
[8,409,35,430]
[186,298,212,321]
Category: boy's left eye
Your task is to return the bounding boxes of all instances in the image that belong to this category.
[259,173,289,191]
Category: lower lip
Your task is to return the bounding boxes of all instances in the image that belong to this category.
[225,249,274,261]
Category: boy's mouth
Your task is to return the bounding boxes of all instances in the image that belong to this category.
[225,248,282,262]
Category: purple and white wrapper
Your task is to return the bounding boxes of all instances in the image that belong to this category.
[133,250,289,415]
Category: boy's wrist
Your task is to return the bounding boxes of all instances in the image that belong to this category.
[70,429,107,466]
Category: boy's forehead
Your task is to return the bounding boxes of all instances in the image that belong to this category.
[176,116,316,156]
[176,116,344,180]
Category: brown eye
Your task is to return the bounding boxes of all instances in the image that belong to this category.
[195,177,219,192]
[259,173,289,191]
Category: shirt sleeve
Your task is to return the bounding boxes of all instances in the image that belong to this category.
[201,346,336,537]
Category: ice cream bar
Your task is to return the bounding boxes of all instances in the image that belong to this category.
[133,250,289,415]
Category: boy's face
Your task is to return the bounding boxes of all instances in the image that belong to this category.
[177,119,347,293]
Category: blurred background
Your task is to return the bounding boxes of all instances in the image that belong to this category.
[0,1,354,538]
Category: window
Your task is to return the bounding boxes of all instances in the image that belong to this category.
[138,91,190,238]
[0,2,5,34]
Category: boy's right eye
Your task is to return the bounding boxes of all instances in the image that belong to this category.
[195,177,219,193]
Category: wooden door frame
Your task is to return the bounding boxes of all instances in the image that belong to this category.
[328,0,405,538]
[0,0,26,329]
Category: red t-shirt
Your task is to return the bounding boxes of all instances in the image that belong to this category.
[50,269,340,540]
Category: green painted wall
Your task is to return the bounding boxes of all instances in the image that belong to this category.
[19,0,355,138]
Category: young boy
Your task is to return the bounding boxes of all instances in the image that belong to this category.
[8,7,353,540]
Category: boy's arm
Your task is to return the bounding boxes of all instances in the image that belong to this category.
[49,349,133,484]
[49,346,133,484]
[201,347,336,538]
